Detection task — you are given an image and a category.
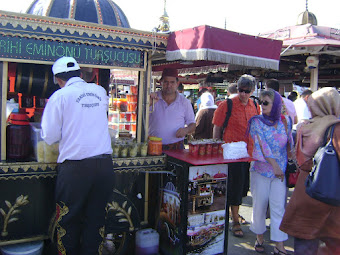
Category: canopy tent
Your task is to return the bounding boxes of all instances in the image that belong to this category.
[260,24,340,57]
[155,25,283,72]
[260,24,340,90]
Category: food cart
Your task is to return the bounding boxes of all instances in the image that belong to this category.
[151,25,283,255]
[157,150,253,255]
[0,10,168,253]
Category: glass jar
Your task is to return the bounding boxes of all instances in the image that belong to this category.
[148,140,162,156]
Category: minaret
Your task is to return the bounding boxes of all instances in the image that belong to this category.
[156,0,170,32]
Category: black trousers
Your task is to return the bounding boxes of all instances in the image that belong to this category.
[55,155,114,255]
[227,162,250,206]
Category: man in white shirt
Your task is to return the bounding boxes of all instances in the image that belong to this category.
[294,89,313,129]
[42,57,114,255]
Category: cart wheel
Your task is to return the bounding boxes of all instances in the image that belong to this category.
[102,232,132,255]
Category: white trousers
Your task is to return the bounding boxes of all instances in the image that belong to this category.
[250,171,288,242]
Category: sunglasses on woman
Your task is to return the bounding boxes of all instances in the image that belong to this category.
[259,100,270,106]
[238,88,251,94]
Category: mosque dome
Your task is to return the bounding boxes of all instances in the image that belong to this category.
[296,10,318,25]
[26,0,130,28]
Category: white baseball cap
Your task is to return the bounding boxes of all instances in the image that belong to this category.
[52,57,80,75]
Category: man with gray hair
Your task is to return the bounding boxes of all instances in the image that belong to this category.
[213,74,260,238]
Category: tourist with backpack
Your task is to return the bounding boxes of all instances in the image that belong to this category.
[213,74,260,238]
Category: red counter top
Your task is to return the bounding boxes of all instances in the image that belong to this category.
[164,149,253,166]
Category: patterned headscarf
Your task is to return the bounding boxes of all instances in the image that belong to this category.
[249,90,282,126]
[261,90,282,126]
[246,90,282,137]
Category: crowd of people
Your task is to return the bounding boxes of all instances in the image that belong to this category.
[43,59,339,254]
[148,68,340,255]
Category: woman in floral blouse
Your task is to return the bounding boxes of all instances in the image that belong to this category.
[247,89,292,255]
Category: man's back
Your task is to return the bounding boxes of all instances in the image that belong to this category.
[42,77,112,162]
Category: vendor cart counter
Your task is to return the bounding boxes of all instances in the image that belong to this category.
[157,150,252,255]
[0,155,166,247]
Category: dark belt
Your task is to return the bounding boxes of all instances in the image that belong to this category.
[162,140,184,150]
[87,154,112,159]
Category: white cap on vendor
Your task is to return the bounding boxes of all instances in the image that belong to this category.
[52,57,80,75]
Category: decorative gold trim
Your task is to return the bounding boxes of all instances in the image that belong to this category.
[98,226,105,254]
[0,173,57,181]
[1,195,29,237]
[106,200,134,231]
[56,202,69,255]
[0,235,47,246]
[94,0,102,25]
[0,162,58,173]
[70,0,77,20]
[0,11,168,52]
[45,0,54,17]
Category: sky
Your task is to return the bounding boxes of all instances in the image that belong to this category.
[0,0,339,36]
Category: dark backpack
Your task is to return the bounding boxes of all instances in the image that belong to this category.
[222,98,258,136]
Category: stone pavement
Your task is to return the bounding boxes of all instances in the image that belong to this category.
[226,189,295,255]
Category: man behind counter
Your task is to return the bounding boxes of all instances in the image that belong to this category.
[149,68,196,150]
[41,57,114,255]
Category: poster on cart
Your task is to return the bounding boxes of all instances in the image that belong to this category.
[187,164,228,255]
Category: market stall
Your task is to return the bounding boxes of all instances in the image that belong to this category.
[150,25,283,255]
[0,8,168,252]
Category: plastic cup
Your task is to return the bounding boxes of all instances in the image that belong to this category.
[120,113,126,123]
[131,113,137,122]
[130,85,138,94]
[125,113,131,122]
[199,143,206,156]
[128,102,137,112]
[189,142,199,157]
[212,143,219,155]
[206,143,213,156]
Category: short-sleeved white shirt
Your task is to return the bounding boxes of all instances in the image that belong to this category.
[41,77,112,163]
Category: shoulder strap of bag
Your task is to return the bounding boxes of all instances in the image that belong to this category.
[322,124,335,147]
[281,115,295,161]
[252,96,259,114]
[222,98,233,133]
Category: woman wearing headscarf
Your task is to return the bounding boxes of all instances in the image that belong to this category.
[193,92,217,139]
[247,89,292,255]
[280,87,340,255]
